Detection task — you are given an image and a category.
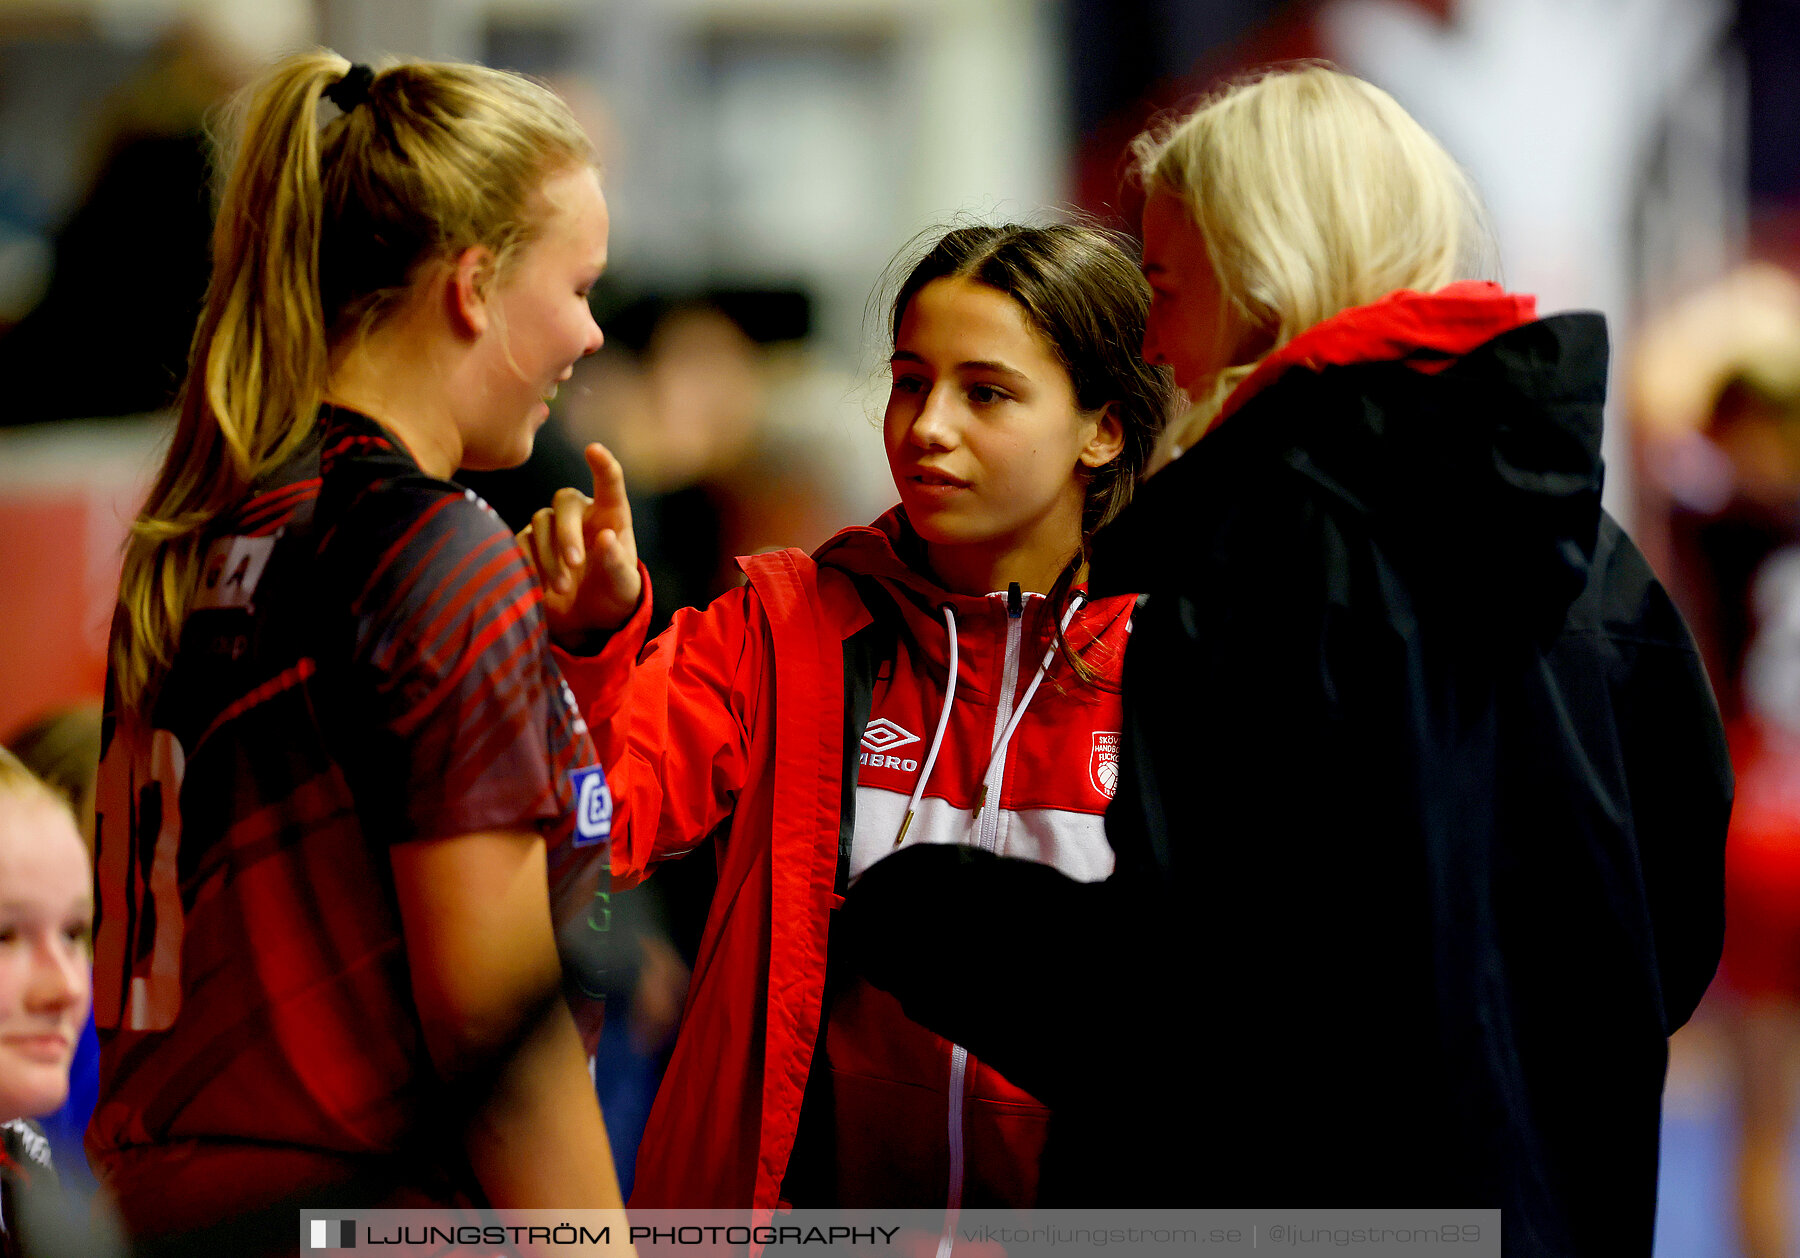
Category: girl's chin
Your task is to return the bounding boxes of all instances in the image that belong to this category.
[904,507,996,550]
[0,1078,69,1121]
[461,421,541,474]
[899,497,956,535]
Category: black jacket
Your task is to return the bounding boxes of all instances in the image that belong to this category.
[840,314,1731,1254]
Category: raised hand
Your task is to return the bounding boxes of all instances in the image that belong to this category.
[521,442,644,646]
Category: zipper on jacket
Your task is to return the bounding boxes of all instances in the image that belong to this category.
[974,587,1025,842]
[943,1042,970,1222]
[945,586,1028,1217]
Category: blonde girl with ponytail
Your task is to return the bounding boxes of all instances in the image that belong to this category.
[93,50,625,1245]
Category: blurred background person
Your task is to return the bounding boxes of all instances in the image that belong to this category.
[4,708,99,851]
[0,22,244,426]
[2,706,101,1205]
[1634,265,1800,716]
[0,747,107,1258]
[1634,271,1800,1258]
[1718,549,1800,1258]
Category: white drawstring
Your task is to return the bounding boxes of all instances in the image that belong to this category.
[893,592,1086,846]
[894,604,958,847]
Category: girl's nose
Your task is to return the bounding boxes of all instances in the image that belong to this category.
[908,386,957,449]
[28,933,89,1016]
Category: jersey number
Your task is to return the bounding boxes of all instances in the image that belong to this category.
[94,726,186,1030]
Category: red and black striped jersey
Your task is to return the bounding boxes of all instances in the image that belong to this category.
[89,406,606,1222]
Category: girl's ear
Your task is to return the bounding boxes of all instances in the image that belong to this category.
[1078,402,1126,470]
[447,245,496,339]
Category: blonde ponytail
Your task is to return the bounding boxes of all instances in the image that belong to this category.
[113,52,342,709]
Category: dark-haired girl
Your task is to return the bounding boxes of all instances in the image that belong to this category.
[528,223,1175,1207]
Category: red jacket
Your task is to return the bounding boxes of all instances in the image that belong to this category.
[560,510,1131,1208]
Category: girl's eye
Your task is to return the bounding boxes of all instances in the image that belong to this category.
[891,374,928,395]
[967,383,1009,405]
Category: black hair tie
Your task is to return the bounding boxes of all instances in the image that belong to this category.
[325,63,375,114]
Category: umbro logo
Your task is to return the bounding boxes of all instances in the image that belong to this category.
[861,719,921,753]
[860,718,921,774]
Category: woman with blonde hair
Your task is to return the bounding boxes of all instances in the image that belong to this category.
[92,49,623,1245]
[843,64,1731,1253]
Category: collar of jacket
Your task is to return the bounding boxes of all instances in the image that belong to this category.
[812,506,1034,607]
[1093,308,1611,636]
[1217,281,1540,424]
[811,506,1123,695]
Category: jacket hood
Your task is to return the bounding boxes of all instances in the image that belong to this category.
[1095,289,1610,636]
[1218,282,1540,422]
[812,507,1055,615]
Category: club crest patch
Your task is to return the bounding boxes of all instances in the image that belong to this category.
[1090,732,1121,800]
[570,764,612,846]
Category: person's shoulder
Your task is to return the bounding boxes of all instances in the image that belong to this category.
[1579,513,1696,650]
[311,408,501,535]
[740,544,861,632]
[324,465,531,642]
[1045,589,1128,688]
[1069,589,1137,648]
[1078,589,1139,618]
[347,473,514,546]
[311,408,513,553]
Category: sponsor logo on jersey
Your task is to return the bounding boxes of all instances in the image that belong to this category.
[1090,731,1121,800]
[570,764,612,846]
